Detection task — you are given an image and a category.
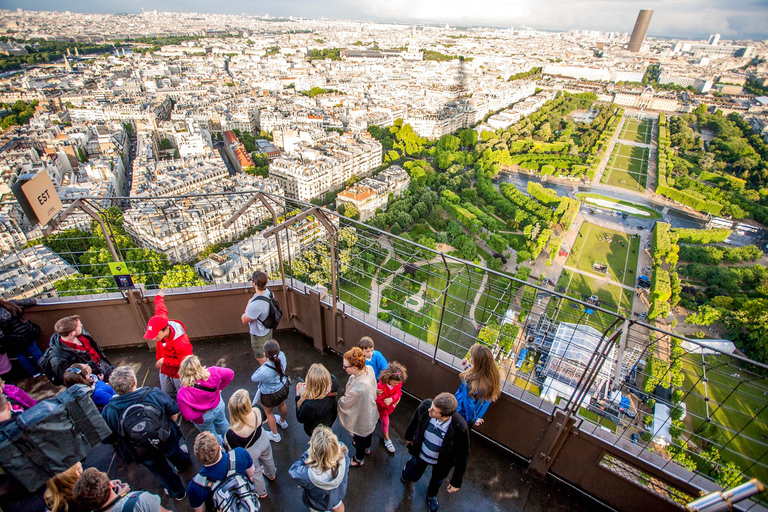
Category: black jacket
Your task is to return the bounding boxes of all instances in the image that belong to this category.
[0,299,39,353]
[405,399,470,489]
[43,332,112,386]
[295,375,339,436]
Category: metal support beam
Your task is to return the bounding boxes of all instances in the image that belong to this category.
[263,207,340,346]
[432,254,451,363]
[222,192,293,322]
[611,319,630,390]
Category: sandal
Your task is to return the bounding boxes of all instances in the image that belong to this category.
[350,458,365,467]
[257,492,269,499]
[365,448,371,455]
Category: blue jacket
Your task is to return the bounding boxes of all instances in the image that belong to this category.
[365,350,388,380]
[92,380,115,410]
[455,380,491,425]
[289,447,350,511]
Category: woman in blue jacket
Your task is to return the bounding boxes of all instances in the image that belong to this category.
[289,426,349,512]
[455,344,501,426]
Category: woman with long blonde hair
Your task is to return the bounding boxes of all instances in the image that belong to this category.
[225,389,276,499]
[289,426,350,512]
[43,462,83,512]
[455,343,502,427]
[176,355,234,438]
[295,363,339,436]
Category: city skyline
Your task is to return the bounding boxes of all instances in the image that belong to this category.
[3,0,768,41]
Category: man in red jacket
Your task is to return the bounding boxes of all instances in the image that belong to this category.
[144,290,193,399]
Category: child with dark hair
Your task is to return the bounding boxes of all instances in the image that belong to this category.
[251,339,290,442]
[62,363,115,410]
[376,361,407,453]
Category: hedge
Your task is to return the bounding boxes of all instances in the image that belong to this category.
[527,182,561,207]
[672,227,732,244]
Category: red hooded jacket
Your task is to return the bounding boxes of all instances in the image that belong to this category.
[153,295,193,378]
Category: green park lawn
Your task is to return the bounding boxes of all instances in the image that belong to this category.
[381,263,481,357]
[555,269,631,330]
[474,273,515,324]
[602,144,650,192]
[681,355,768,485]
[339,275,372,313]
[566,222,640,287]
[619,118,653,144]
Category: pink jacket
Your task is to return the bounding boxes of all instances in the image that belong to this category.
[376,381,402,417]
[3,384,37,412]
[176,366,234,424]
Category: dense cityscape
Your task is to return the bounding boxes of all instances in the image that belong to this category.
[1,5,768,512]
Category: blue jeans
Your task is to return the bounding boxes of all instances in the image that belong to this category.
[11,342,42,376]
[142,432,189,499]
[196,397,230,439]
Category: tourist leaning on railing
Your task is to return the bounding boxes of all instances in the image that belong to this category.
[454,344,501,427]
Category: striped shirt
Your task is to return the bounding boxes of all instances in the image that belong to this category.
[420,417,452,465]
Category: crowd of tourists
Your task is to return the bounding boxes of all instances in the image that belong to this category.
[0,271,503,512]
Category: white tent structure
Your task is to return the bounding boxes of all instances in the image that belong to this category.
[541,323,617,405]
[681,339,736,355]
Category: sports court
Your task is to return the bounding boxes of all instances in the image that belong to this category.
[618,117,653,144]
[601,143,650,192]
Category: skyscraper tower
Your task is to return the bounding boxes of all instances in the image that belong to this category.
[627,9,653,52]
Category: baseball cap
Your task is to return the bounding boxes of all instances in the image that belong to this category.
[144,315,169,339]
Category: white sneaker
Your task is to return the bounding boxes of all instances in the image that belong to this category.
[266,431,282,443]
[275,414,288,430]
[384,439,396,453]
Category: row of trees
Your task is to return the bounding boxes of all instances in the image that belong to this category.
[36,208,204,295]
[678,244,762,265]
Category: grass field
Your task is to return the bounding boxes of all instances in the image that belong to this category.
[339,275,373,313]
[602,144,650,192]
[382,263,481,357]
[681,355,768,485]
[554,269,632,329]
[474,273,515,324]
[619,117,653,144]
[566,222,641,287]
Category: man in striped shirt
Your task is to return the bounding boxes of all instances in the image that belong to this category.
[401,393,470,512]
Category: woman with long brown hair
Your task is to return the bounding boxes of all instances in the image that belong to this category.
[43,462,84,512]
[455,343,501,426]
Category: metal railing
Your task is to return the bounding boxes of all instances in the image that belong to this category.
[4,191,768,508]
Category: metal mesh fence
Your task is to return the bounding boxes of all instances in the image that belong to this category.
[3,191,768,505]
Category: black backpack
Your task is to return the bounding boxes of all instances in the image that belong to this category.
[119,388,173,455]
[38,345,66,385]
[192,450,259,512]
[253,291,282,330]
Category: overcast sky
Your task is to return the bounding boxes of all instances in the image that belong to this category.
[6,0,768,40]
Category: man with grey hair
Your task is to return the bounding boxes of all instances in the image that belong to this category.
[102,366,190,500]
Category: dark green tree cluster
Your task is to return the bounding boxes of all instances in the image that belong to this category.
[0,100,38,130]
[508,67,542,81]
[367,185,438,236]
[678,244,762,265]
[36,208,204,296]
[246,153,270,178]
[0,38,113,70]
[307,48,342,61]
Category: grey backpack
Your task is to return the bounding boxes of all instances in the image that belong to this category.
[193,450,260,512]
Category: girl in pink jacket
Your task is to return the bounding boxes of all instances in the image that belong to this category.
[177,355,234,440]
[375,362,407,454]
